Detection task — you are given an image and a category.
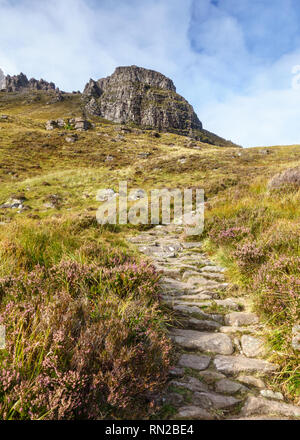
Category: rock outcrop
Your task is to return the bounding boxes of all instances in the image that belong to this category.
[45,117,90,131]
[2,72,57,92]
[83,65,202,136]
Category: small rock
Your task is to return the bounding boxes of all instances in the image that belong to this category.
[241,335,266,358]
[65,135,78,143]
[46,120,56,130]
[128,189,147,201]
[260,390,284,401]
[105,155,114,162]
[292,325,300,351]
[56,118,65,127]
[237,375,265,389]
[43,202,56,209]
[74,117,89,131]
[96,189,117,202]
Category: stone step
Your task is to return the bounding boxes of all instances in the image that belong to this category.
[200,271,226,281]
[200,265,225,273]
[241,396,300,418]
[176,292,219,300]
[213,355,278,374]
[165,293,212,303]
[197,370,226,384]
[170,329,234,355]
[181,242,203,249]
[139,246,177,258]
[170,376,209,393]
[184,317,222,332]
[160,277,194,292]
[170,298,241,311]
[214,378,248,394]
[176,406,214,420]
[178,353,212,371]
[225,312,259,326]
[193,391,241,410]
[219,325,262,335]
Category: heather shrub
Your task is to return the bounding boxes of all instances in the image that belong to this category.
[209,226,251,245]
[253,256,300,325]
[1,300,171,419]
[0,216,172,420]
[233,240,266,273]
[0,259,170,420]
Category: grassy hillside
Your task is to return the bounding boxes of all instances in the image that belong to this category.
[0,90,299,418]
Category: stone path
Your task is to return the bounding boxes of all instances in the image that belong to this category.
[128,223,300,420]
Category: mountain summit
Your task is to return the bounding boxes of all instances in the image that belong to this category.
[83,65,203,136]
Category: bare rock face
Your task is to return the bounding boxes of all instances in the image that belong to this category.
[83,65,202,135]
[3,72,56,92]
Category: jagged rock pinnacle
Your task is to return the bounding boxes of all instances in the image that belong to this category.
[2,72,57,92]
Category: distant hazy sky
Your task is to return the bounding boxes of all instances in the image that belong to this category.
[1,0,300,147]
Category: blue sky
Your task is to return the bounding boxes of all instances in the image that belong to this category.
[1,0,300,147]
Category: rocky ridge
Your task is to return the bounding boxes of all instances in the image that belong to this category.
[0,71,58,93]
[128,223,300,420]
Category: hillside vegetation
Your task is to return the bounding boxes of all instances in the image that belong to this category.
[0,90,299,419]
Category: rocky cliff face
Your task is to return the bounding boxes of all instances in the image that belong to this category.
[83,65,202,135]
[1,72,57,92]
